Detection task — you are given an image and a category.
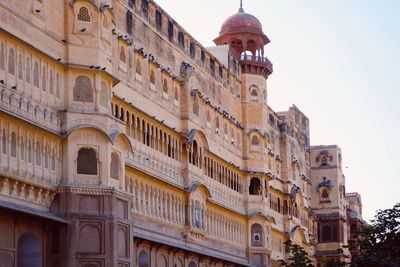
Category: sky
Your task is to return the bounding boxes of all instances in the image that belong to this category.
[155,0,400,221]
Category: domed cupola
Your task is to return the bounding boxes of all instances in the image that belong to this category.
[214,1,273,78]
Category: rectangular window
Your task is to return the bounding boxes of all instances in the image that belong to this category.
[128,0,135,9]
[141,0,148,18]
[168,21,174,42]
[178,31,184,49]
[156,10,162,31]
[126,11,133,34]
[190,41,195,59]
[210,59,215,77]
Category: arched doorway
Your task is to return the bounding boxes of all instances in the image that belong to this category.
[17,232,42,267]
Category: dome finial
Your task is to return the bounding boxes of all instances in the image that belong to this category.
[239,0,244,12]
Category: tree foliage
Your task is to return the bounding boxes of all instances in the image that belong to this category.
[348,202,400,267]
[279,240,314,267]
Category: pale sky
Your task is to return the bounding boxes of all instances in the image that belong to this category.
[155,0,400,221]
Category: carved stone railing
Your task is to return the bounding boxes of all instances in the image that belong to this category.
[125,141,184,187]
[0,85,61,133]
[204,176,245,214]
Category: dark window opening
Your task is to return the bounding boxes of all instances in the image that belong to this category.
[209,58,215,77]
[138,251,149,267]
[189,41,195,59]
[168,21,174,42]
[128,0,135,9]
[269,114,275,125]
[201,50,205,64]
[219,66,223,79]
[141,0,148,18]
[77,147,98,175]
[178,31,184,49]
[249,177,261,195]
[126,11,133,34]
[156,10,162,31]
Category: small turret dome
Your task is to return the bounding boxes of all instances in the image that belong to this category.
[220,8,264,36]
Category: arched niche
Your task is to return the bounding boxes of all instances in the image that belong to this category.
[17,232,42,267]
[249,177,261,195]
[138,250,149,267]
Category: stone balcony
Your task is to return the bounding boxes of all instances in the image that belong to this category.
[240,55,273,79]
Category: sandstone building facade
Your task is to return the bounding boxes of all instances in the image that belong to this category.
[0,0,364,266]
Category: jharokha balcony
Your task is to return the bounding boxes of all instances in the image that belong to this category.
[240,54,273,79]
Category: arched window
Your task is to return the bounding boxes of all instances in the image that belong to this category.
[17,232,42,267]
[8,48,15,75]
[77,147,97,175]
[120,47,126,63]
[251,135,260,151]
[321,189,329,199]
[138,251,149,267]
[277,197,281,213]
[190,140,199,167]
[250,88,258,101]
[251,136,259,146]
[73,75,93,103]
[188,262,197,267]
[110,152,120,180]
[249,177,261,195]
[136,59,142,75]
[251,223,263,247]
[157,254,167,267]
[33,62,39,87]
[150,69,155,85]
[35,141,41,166]
[10,132,17,158]
[77,6,91,22]
[174,86,179,101]
[283,200,288,215]
[321,156,328,166]
[163,78,168,94]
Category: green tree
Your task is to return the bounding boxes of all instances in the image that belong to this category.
[279,240,314,267]
[349,202,400,267]
[321,249,347,267]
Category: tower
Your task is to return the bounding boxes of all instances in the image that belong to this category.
[214,3,275,266]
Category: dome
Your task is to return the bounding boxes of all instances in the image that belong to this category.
[219,8,264,36]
